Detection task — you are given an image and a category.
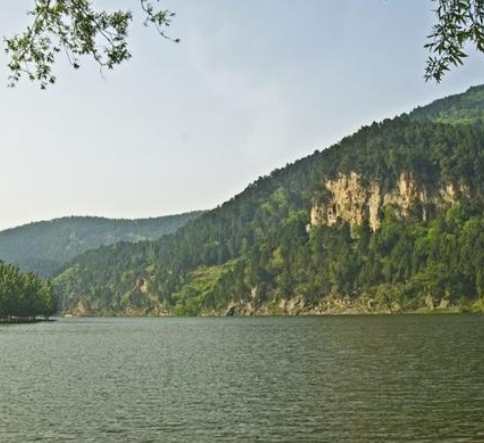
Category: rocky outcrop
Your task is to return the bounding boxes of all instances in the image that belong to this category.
[310,171,462,231]
[220,294,390,316]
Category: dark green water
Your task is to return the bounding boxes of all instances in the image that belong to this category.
[1,316,484,442]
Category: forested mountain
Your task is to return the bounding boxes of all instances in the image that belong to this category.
[55,85,484,316]
[0,212,203,277]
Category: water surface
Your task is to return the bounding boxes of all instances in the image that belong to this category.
[1,316,484,442]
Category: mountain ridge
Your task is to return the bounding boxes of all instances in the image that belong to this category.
[0,212,204,276]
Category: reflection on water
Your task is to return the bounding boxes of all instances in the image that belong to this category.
[1,315,484,442]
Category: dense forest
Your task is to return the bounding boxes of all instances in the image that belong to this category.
[0,261,56,322]
[0,212,203,276]
[54,84,484,316]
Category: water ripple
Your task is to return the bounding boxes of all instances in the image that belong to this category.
[1,316,484,442]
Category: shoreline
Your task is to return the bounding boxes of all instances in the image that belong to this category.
[0,318,56,325]
[61,293,484,318]
[58,308,482,319]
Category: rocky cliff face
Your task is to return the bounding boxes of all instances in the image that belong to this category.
[310,171,461,231]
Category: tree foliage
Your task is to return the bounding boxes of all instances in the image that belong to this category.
[426,0,484,82]
[4,0,178,89]
[5,1,484,87]
[0,261,56,321]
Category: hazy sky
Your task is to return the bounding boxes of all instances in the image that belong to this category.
[1,1,484,230]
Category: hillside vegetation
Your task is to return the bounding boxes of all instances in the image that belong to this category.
[54,85,484,315]
[0,212,203,276]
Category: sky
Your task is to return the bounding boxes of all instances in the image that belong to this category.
[1,0,484,230]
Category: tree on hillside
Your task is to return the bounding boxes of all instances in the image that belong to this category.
[4,0,484,88]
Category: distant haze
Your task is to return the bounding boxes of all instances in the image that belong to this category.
[1,0,484,230]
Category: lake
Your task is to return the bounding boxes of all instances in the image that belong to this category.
[1,316,483,442]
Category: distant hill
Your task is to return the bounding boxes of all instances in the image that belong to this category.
[55,84,484,316]
[0,212,204,276]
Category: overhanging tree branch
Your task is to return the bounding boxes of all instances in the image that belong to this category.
[426,0,484,82]
[4,0,178,89]
[6,1,484,88]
